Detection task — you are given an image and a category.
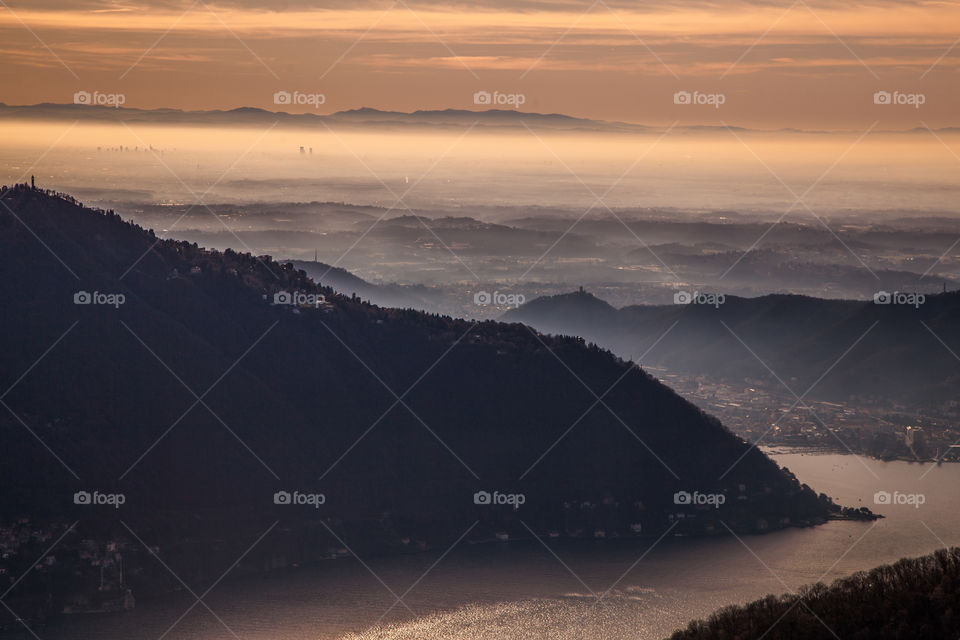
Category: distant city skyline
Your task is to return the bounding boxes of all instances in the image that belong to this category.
[1,0,958,129]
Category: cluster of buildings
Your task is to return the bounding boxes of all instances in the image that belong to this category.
[0,520,136,618]
[657,372,960,462]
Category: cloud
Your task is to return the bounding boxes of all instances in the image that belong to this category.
[1,0,957,129]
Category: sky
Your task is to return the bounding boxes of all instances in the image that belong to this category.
[0,0,958,129]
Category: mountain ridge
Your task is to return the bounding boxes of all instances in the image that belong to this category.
[0,183,867,626]
[504,289,960,413]
[0,103,638,132]
[2,103,955,134]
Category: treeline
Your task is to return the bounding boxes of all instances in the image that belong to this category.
[669,547,960,640]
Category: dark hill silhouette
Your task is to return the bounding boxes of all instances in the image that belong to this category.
[0,185,862,623]
[504,289,960,413]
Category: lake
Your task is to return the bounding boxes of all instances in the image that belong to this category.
[33,449,958,639]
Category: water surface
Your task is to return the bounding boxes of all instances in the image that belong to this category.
[36,450,958,639]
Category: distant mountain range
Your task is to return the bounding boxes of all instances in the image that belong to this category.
[504,289,960,414]
[0,184,859,622]
[2,102,954,134]
[0,103,644,132]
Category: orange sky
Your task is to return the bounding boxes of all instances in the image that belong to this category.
[1,0,958,128]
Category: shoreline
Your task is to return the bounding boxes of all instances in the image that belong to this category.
[762,443,952,464]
